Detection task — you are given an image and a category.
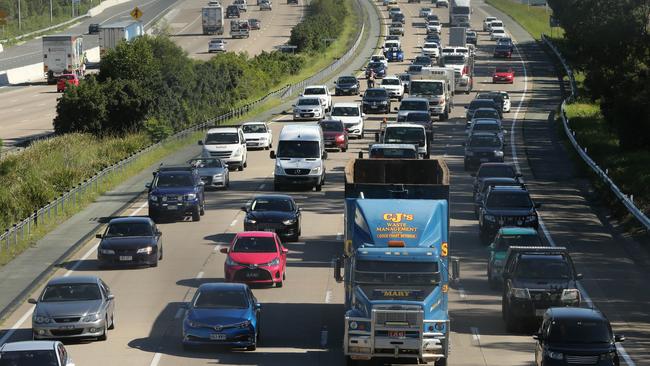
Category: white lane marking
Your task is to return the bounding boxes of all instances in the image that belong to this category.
[131,201,148,216]
[470,326,480,345]
[230,219,238,227]
[175,13,202,35]
[458,287,466,300]
[259,183,266,190]
[149,352,162,366]
[174,307,185,319]
[65,242,100,277]
[336,232,343,241]
[325,290,332,304]
[503,18,637,366]
[196,271,204,279]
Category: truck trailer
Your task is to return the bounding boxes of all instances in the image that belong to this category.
[98,20,144,56]
[336,158,459,366]
[42,35,85,84]
[202,6,225,35]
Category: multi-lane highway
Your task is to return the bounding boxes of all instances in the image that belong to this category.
[0,0,305,148]
[0,0,649,365]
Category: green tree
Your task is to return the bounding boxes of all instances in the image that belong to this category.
[53,77,107,135]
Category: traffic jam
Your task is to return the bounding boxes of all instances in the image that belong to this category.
[0,0,632,365]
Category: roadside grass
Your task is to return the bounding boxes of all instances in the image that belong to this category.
[485,0,563,40]
[0,0,364,266]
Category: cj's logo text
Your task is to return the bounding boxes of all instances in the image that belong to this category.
[382,213,414,223]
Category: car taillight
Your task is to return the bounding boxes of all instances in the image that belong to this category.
[336,134,345,142]
[462,65,468,75]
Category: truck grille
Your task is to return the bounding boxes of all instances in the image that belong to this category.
[566,355,599,365]
[285,168,310,175]
[209,151,232,158]
[375,311,420,327]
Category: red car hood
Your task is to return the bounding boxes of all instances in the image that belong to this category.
[229,252,278,265]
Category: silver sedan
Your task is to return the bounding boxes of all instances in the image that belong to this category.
[189,157,230,189]
[29,276,115,341]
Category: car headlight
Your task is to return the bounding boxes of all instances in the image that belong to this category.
[264,257,280,266]
[236,320,251,328]
[275,164,284,174]
[600,351,617,361]
[483,214,496,222]
[510,288,531,299]
[187,319,205,328]
[349,321,358,330]
[149,195,159,202]
[494,150,504,157]
[561,289,580,303]
[282,219,296,225]
[310,167,321,174]
[232,148,243,157]
[82,313,101,322]
[137,246,153,254]
[245,217,257,224]
[184,193,197,200]
[380,100,388,105]
[225,257,241,266]
[33,316,53,324]
[213,173,223,179]
[544,350,564,360]
[99,248,115,255]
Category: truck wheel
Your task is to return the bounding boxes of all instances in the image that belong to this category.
[192,207,201,222]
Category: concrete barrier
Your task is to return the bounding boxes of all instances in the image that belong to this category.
[0,62,45,85]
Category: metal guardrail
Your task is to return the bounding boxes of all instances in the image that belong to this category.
[541,34,650,231]
[0,1,369,256]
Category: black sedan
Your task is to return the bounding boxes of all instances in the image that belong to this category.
[242,195,301,241]
[97,217,163,268]
[361,88,391,114]
[334,75,360,96]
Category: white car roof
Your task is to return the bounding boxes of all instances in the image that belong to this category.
[207,127,239,134]
[1,341,58,352]
[279,125,321,141]
[386,123,426,129]
[332,102,359,108]
[304,85,327,90]
[242,121,267,126]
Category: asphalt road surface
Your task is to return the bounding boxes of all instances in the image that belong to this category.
[0,0,649,365]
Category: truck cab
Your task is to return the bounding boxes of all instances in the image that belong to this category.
[377,123,429,159]
[409,68,454,120]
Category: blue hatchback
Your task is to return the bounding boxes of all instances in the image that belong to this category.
[182,283,261,351]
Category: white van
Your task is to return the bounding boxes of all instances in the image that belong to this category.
[199,127,248,171]
[270,125,327,191]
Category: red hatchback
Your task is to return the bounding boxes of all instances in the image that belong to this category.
[221,231,288,287]
[57,73,79,92]
[492,67,515,84]
[319,119,348,152]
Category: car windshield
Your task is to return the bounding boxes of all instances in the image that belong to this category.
[473,110,500,119]
[471,101,497,110]
[232,236,277,253]
[190,158,223,168]
[469,135,501,148]
[155,173,193,187]
[442,55,465,65]
[297,98,320,106]
[368,62,384,69]
[478,165,515,178]
[515,257,570,279]
[548,319,612,344]
[495,67,511,73]
[385,42,399,49]
[410,81,442,95]
[370,147,417,159]
[384,128,424,143]
[320,121,344,131]
[365,89,387,98]
[105,222,153,237]
[473,123,500,132]
[381,79,400,85]
[492,22,503,27]
[0,350,58,366]
[304,88,326,95]
[331,107,359,116]
[424,43,438,48]
[486,191,532,208]
[338,76,357,84]
[251,198,292,211]
[493,29,505,34]
[467,31,476,36]
[242,124,267,133]
[193,289,248,309]
[205,132,239,144]
[429,21,440,26]
[405,113,430,123]
[400,101,428,110]
[41,283,101,302]
[495,234,542,250]
[276,140,320,158]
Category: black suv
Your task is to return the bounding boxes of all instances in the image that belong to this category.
[146,170,205,222]
[534,307,625,366]
[478,185,540,242]
[334,75,360,96]
[361,88,391,114]
[502,246,582,332]
[464,131,505,170]
[472,162,521,197]
[473,177,523,217]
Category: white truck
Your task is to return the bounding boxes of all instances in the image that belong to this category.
[202,6,225,35]
[98,21,144,56]
[449,27,467,47]
[42,35,85,84]
[409,67,454,120]
[230,20,250,38]
[376,123,429,158]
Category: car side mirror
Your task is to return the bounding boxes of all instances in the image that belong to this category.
[614,334,625,342]
[28,298,38,304]
[282,248,289,254]
[255,303,262,310]
[270,150,276,159]
[220,247,229,254]
[576,273,583,280]
[145,182,152,189]
[334,257,343,283]
[361,113,366,117]
[107,294,115,300]
[198,140,204,145]
[96,234,102,239]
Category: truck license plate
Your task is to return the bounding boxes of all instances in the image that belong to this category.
[119,256,132,261]
[388,331,405,338]
[167,205,178,210]
[210,333,226,340]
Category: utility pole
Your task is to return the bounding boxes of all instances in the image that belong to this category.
[18,0,21,30]
[50,0,53,22]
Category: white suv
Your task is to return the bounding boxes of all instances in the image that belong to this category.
[380,76,405,100]
[302,85,332,112]
[242,121,273,149]
[199,127,248,171]
[330,102,365,138]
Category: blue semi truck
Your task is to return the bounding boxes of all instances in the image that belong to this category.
[335,158,458,366]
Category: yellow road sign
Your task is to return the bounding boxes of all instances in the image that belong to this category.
[130,6,143,20]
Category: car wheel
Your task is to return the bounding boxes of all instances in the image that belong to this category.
[200,203,205,216]
[345,356,358,366]
[505,303,518,332]
[192,207,201,221]
[238,164,244,171]
[98,322,108,341]
[341,147,347,152]
[108,313,115,330]
[276,279,283,288]
[159,245,163,260]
